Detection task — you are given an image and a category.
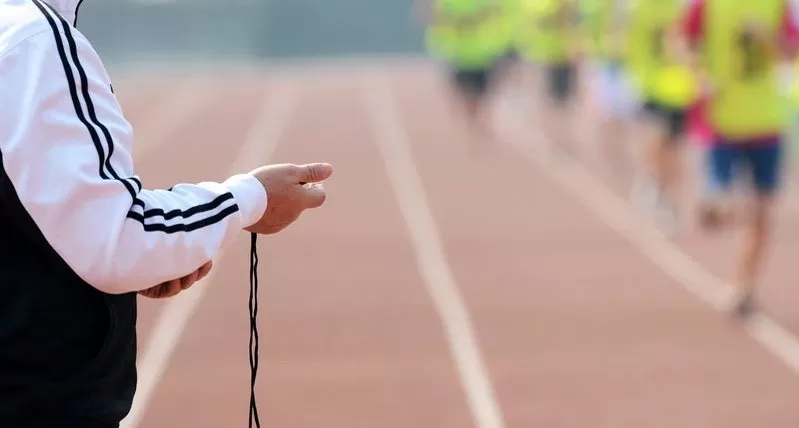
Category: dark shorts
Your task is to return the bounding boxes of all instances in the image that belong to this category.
[640,100,687,141]
[546,63,577,105]
[450,65,496,99]
[705,139,784,196]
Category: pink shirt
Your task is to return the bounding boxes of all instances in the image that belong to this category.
[681,0,799,144]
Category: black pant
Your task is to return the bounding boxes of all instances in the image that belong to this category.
[0,418,118,428]
[451,67,495,99]
[641,100,687,141]
[546,63,577,105]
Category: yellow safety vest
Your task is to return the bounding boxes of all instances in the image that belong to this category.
[585,0,630,61]
[704,0,787,138]
[517,0,578,64]
[500,0,523,51]
[426,0,509,69]
[627,0,697,108]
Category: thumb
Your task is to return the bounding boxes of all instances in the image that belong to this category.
[296,163,333,184]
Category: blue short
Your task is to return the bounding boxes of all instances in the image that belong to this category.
[705,139,784,196]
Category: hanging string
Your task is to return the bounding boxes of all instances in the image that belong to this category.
[249,232,261,428]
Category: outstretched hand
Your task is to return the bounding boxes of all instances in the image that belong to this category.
[245,163,333,236]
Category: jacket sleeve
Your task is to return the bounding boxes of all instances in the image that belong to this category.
[0,29,267,295]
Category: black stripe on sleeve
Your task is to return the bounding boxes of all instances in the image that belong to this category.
[33,1,242,234]
[33,0,140,199]
[130,205,240,234]
[55,14,143,195]
[127,193,235,222]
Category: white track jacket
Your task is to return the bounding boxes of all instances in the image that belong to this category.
[0,0,268,294]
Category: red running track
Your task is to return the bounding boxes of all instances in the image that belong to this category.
[110,61,799,428]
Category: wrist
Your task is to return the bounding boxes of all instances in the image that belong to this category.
[223,174,268,229]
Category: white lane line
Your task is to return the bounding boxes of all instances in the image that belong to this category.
[494,102,799,378]
[363,73,506,428]
[120,82,297,428]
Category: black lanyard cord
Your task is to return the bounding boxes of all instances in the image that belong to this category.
[249,232,261,428]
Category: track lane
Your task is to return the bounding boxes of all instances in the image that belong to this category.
[387,63,799,428]
[115,63,799,428]
[133,72,475,428]
[116,75,271,359]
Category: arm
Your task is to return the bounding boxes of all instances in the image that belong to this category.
[0,29,267,295]
[778,0,799,59]
[676,0,717,97]
[680,0,704,70]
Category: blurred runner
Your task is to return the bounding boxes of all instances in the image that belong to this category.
[627,0,699,233]
[496,0,525,79]
[508,0,545,120]
[583,0,637,179]
[682,0,799,316]
[420,0,511,148]
[484,0,527,111]
[518,0,583,156]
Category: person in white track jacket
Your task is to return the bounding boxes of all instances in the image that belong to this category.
[0,0,333,426]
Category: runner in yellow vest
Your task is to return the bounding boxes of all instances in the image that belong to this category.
[486,0,526,96]
[682,0,799,316]
[517,0,583,154]
[627,0,698,233]
[419,0,511,145]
